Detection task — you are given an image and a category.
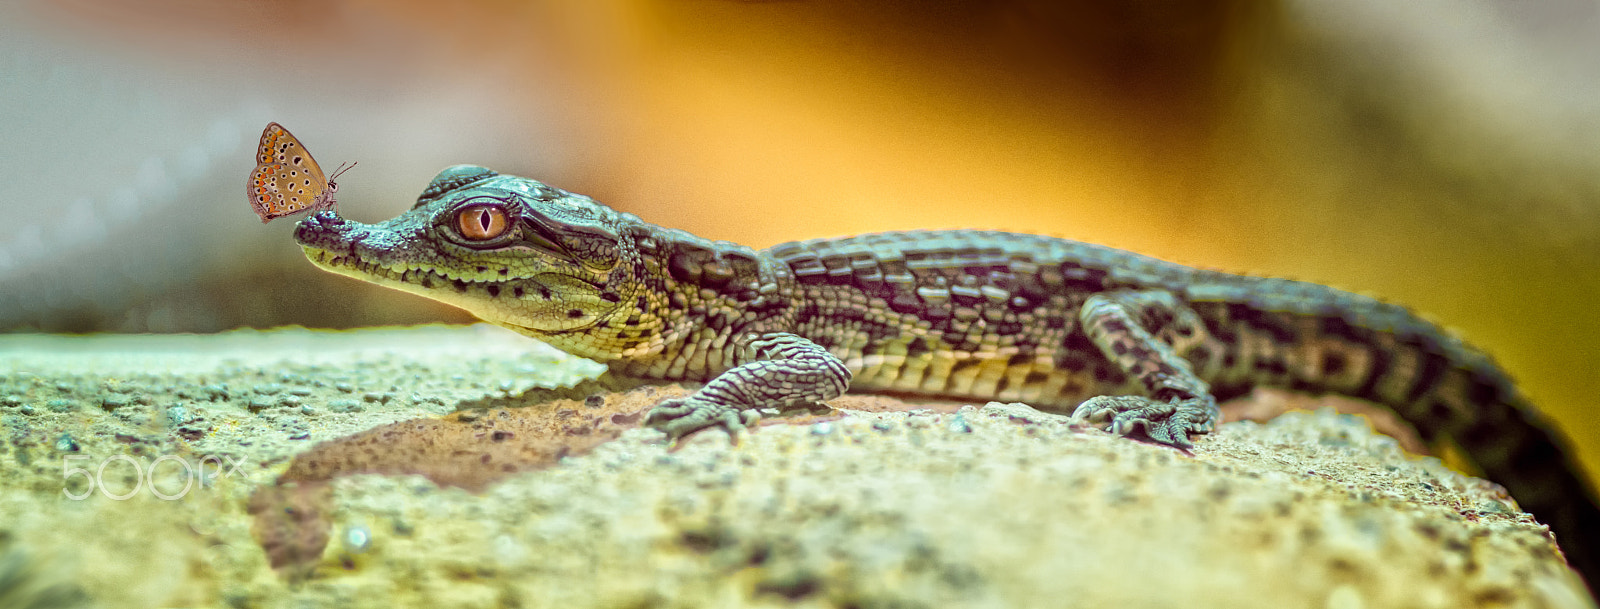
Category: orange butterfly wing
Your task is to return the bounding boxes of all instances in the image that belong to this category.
[246,123,336,223]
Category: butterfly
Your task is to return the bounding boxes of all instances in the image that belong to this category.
[246,122,355,223]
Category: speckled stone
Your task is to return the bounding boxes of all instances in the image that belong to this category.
[99,395,130,411]
[0,326,1589,609]
[165,405,193,427]
[246,396,277,413]
[328,399,364,413]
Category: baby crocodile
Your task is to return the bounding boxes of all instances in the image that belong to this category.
[294,164,1599,585]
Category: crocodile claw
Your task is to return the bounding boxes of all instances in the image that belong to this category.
[1073,395,1213,449]
[645,395,763,445]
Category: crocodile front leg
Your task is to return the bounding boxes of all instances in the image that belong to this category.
[1071,290,1220,447]
[645,332,852,443]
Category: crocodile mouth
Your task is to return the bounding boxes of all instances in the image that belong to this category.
[300,245,611,314]
[301,246,508,296]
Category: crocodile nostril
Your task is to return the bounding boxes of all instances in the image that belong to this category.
[299,212,353,233]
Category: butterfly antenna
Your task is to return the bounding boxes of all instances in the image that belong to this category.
[330,161,357,181]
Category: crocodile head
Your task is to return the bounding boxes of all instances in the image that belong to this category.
[294,165,639,341]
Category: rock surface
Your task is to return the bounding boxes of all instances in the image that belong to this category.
[0,324,1591,608]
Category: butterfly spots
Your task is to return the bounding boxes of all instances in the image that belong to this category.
[248,123,349,223]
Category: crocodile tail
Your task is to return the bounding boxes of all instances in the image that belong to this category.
[1189,277,1600,588]
[1459,392,1600,589]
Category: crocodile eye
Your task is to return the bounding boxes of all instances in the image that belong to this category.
[457,205,508,241]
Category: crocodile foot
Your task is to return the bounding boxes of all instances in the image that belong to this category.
[1072,395,1215,448]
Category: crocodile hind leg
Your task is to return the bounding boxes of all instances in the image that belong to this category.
[645,332,852,443]
[1071,290,1220,447]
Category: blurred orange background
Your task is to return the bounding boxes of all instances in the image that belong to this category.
[2,1,1597,481]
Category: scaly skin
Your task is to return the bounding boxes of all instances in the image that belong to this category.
[294,164,1599,587]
